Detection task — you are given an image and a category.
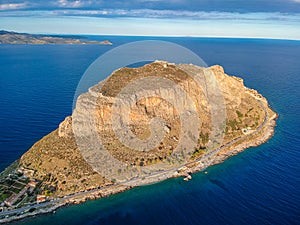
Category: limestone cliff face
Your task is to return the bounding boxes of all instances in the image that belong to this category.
[19,61,276,196]
[58,116,72,138]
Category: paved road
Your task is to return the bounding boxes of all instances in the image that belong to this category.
[0,99,269,219]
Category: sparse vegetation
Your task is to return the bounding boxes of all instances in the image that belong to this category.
[0,62,274,217]
[0,193,10,202]
[236,110,243,118]
[199,132,209,145]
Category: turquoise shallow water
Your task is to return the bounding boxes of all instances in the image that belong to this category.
[0,37,299,225]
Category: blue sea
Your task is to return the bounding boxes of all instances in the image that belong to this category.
[0,37,299,225]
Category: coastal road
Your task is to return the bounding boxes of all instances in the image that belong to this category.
[0,98,270,220]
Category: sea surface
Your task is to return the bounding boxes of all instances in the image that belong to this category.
[0,37,299,225]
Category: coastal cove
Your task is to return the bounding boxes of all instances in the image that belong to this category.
[0,37,300,224]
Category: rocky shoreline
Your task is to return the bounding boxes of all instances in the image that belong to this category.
[204,112,277,169]
[0,185,131,224]
[0,105,277,224]
[0,63,278,223]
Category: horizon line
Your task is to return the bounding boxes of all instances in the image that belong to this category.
[12,31,300,42]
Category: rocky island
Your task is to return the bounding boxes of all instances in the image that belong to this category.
[0,61,277,223]
[0,30,112,45]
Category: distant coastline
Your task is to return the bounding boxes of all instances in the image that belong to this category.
[0,30,112,45]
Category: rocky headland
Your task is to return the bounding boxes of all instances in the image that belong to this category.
[0,61,277,223]
[0,30,112,45]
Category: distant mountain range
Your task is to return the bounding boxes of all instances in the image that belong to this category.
[0,30,112,45]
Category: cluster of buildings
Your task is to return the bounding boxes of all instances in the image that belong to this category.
[17,167,34,177]
[1,167,47,209]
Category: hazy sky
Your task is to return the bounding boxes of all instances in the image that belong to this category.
[0,0,300,39]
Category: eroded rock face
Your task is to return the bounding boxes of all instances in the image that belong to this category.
[72,62,216,172]
[19,61,276,196]
[58,116,73,138]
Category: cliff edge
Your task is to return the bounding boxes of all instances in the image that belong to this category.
[2,62,277,202]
